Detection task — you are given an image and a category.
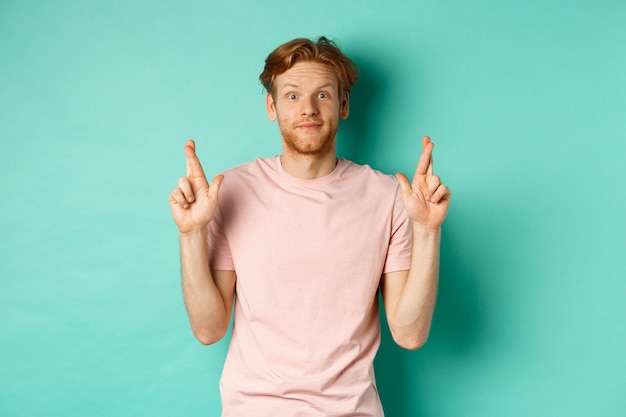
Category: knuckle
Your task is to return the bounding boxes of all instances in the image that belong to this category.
[171,187,188,201]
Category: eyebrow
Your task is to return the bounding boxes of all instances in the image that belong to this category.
[280,83,335,91]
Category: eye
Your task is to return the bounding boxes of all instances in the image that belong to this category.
[287,93,297,100]
[317,92,329,99]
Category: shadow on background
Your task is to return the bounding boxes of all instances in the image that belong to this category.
[337,52,389,166]
[375,226,486,416]
[342,48,487,416]
[435,226,487,355]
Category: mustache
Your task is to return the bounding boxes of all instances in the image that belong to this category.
[295,118,323,126]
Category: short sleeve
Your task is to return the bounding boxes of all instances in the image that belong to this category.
[382,184,412,274]
[208,203,235,271]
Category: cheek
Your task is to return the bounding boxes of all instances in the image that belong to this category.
[327,103,343,120]
[275,103,295,118]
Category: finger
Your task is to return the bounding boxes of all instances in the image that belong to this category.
[184,139,207,180]
[427,151,434,176]
[429,184,451,204]
[178,176,195,203]
[415,136,434,177]
[427,175,441,196]
[169,188,190,209]
[424,136,435,176]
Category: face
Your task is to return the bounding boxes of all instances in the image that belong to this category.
[266,61,349,157]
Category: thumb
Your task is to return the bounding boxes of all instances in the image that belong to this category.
[395,172,411,194]
[209,174,224,201]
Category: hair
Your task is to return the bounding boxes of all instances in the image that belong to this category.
[259,36,359,96]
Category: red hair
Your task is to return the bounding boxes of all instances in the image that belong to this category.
[259,37,359,95]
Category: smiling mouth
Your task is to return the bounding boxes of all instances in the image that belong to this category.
[296,121,323,129]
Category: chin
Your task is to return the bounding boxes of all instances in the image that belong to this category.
[281,129,337,156]
[285,138,335,156]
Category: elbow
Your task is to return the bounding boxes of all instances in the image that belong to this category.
[195,333,221,346]
[395,335,428,351]
[390,327,430,351]
[192,326,228,346]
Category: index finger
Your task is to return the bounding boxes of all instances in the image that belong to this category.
[184,139,207,179]
[415,136,434,176]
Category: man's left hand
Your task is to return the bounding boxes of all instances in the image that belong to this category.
[396,136,451,230]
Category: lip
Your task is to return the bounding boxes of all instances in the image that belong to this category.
[296,122,322,129]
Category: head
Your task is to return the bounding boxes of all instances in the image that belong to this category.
[260,36,359,98]
[260,37,359,157]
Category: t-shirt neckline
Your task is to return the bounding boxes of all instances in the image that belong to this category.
[272,155,347,186]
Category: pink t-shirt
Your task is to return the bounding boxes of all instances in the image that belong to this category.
[209,156,411,417]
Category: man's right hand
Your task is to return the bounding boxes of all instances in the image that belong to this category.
[169,139,224,234]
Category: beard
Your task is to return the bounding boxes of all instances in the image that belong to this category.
[278,117,338,156]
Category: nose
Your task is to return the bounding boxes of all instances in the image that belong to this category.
[300,96,319,116]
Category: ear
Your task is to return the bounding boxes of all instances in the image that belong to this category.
[339,91,350,119]
[266,92,277,121]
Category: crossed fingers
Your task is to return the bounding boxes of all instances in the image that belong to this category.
[414,136,450,204]
[170,139,208,209]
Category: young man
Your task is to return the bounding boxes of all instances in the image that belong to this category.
[169,37,450,417]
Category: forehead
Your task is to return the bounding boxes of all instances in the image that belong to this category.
[275,61,339,90]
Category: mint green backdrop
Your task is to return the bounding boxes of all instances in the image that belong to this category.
[1,1,624,416]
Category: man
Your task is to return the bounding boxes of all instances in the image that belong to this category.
[169,37,450,417]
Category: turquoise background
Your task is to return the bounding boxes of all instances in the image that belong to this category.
[1,0,625,416]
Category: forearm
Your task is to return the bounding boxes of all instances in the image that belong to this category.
[179,228,230,344]
[391,224,441,349]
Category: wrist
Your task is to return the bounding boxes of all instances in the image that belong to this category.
[179,227,208,240]
[411,222,441,237]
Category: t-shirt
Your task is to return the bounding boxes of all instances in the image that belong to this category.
[209,156,412,417]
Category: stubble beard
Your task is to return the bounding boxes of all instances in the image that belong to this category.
[278,118,338,157]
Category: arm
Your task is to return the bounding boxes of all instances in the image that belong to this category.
[381,226,440,350]
[179,230,236,345]
[382,136,451,350]
[169,139,235,345]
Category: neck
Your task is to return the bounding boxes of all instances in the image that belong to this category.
[279,149,338,180]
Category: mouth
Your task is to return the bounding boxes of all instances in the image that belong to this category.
[296,121,323,130]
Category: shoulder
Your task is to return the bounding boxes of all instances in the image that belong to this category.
[220,156,274,175]
[220,156,279,183]
[338,159,400,191]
